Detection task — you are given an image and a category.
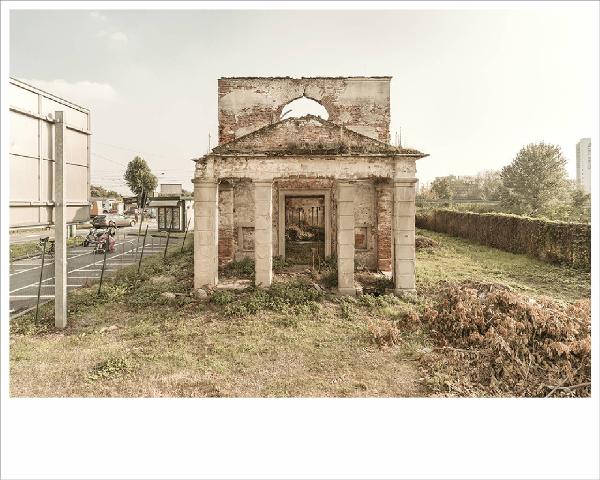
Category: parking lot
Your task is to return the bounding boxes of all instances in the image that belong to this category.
[9,223,185,316]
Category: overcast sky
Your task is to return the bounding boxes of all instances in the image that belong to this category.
[9,6,598,195]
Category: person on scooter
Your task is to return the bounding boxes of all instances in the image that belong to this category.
[106,220,117,252]
[107,220,117,237]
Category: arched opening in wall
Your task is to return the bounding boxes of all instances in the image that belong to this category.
[280,96,329,121]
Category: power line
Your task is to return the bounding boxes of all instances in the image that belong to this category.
[94,140,171,159]
[91,152,128,168]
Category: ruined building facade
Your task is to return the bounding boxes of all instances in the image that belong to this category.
[193,77,427,295]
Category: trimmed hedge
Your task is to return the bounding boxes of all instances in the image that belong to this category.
[416,209,591,270]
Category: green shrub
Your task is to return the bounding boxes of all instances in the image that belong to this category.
[211,290,234,306]
[221,257,255,278]
[416,209,590,269]
[272,256,291,272]
[88,357,132,381]
[224,280,322,317]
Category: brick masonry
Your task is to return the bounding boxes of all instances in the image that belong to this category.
[376,183,393,271]
[218,77,391,144]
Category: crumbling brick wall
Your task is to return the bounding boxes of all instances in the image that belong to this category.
[375,183,393,272]
[218,77,391,144]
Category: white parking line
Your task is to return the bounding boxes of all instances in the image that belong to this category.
[9,240,156,295]
[10,295,55,299]
[9,238,138,277]
[75,268,117,272]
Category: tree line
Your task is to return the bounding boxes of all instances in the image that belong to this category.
[419,142,591,222]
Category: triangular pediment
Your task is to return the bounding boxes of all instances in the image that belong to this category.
[212,115,424,156]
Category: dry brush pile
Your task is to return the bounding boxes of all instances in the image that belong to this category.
[418,282,591,397]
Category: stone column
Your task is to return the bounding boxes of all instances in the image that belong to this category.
[393,180,417,294]
[376,183,393,273]
[218,182,234,266]
[337,181,356,295]
[194,180,219,289]
[254,180,273,288]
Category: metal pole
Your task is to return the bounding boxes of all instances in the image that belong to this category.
[135,208,144,255]
[138,225,149,274]
[34,238,48,322]
[181,217,191,253]
[54,111,67,329]
[163,215,174,260]
[98,236,109,295]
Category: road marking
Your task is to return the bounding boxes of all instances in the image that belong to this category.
[8,240,163,295]
[10,295,55,299]
[9,238,139,277]
[75,268,117,272]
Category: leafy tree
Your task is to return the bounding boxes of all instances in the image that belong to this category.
[476,170,502,201]
[569,185,591,223]
[90,184,122,199]
[124,156,158,200]
[498,143,570,217]
[430,176,453,201]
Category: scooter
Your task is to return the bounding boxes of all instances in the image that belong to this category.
[94,231,116,254]
[83,228,105,247]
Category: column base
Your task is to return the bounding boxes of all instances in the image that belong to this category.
[394,288,417,299]
[337,287,356,296]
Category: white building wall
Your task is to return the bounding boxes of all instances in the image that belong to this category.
[9,77,91,228]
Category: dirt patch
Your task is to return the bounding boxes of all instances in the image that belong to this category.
[419,282,591,397]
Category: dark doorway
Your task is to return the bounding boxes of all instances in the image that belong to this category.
[284,195,325,265]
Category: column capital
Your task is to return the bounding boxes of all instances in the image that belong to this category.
[393,177,418,186]
[192,177,218,185]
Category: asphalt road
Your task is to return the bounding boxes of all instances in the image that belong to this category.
[9,226,183,317]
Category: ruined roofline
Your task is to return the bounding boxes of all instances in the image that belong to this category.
[192,149,429,163]
[211,114,423,157]
[219,76,392,80]
[195,153,427,160]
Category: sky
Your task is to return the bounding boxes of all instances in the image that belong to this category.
[9,6,598,195]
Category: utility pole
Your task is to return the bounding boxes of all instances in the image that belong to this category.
[54,111,67,329]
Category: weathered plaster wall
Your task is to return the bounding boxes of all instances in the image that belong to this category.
[218,77,391,144]
[232,180,254,261]
[354,182,377,269]
[208,155,416,181]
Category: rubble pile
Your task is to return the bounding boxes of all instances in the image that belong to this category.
[420,282,591,397]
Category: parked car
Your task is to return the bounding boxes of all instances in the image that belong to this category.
[92,214,136,228]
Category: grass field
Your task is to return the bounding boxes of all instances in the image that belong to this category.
[9,229,590,397]
[10,236,85,261]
